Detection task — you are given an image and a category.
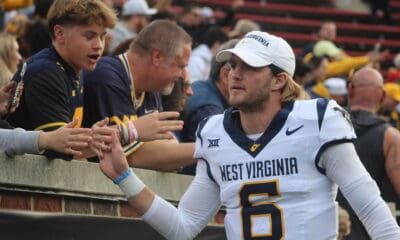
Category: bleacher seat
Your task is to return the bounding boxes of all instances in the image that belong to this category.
[174,0,400,68]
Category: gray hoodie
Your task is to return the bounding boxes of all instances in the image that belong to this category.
[0,128,40,157]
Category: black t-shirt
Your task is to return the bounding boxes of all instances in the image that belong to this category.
[82,55,162,126]
[82,55,162,156]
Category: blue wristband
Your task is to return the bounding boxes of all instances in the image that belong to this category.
[113,168,132,184]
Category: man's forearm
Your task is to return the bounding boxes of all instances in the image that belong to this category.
[126,140,196,171]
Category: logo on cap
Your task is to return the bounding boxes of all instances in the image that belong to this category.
[245,34,270,48]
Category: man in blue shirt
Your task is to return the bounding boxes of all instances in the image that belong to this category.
[180,40,238,175]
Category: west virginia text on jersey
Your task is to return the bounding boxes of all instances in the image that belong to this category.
[219,157,298,182]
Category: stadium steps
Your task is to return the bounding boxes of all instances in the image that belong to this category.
[177,0,400,64]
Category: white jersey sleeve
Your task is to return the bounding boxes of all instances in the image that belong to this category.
[315,99,356,171]
[142,159,221,240]
[319,100,355,146]
[322,143,400,239]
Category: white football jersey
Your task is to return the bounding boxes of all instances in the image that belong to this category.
[194,99,356,240]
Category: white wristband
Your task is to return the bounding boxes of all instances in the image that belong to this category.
[118,170,145,198]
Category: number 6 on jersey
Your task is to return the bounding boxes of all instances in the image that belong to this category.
[239,180,284,240]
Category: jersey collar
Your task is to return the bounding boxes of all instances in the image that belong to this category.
[223,101,294,158]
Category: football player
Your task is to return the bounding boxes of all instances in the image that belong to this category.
[97,31,400,239]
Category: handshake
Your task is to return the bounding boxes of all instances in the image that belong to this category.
[39,111,183,159]
[89,111,183,158]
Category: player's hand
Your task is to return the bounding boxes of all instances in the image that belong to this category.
[99,130,129,180]
[133,111,184,141]
[38,118,92,157]
[90,117,115,158]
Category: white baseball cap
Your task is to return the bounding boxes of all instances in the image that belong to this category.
[122,0,157,16]
[216,31,295,76]
[324,77,347,95]
[200,7,214,18]
[313,40,343,59]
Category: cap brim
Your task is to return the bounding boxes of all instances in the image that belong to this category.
[328,89,347,95]
[216,49,272,67]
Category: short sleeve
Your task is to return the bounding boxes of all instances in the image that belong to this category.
[320,100,356,145]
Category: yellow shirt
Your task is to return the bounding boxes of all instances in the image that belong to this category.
[2,0,33,11]
[326,56,369,79]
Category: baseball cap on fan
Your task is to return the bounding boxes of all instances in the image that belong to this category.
[122,0,158,16]
[216,31,295,76]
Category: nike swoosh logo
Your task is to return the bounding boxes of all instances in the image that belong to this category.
[286,125,304,136]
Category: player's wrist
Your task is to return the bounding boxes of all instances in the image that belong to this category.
[112,168,132,184]
[114,168,145,198]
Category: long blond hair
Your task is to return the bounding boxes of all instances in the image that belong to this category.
[0,58,12,87]
[281,73,310,102]
[0,32,16,71]
[0,33,16,85]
